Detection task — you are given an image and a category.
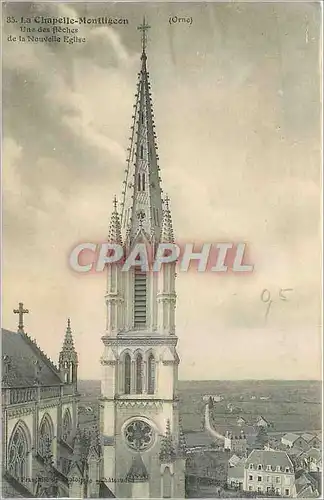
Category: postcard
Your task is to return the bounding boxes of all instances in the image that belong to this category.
[2,2,322,498]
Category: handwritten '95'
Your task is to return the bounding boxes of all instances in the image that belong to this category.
[260,288,294,322]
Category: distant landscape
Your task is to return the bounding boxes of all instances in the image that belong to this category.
[77,379,321,435]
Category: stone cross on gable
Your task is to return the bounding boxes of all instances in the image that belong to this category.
[13,302,29,332]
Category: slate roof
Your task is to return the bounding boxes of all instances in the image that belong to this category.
[227,465,245,480]
[245,450,293,470]
[2,329,62,387]
[302,448,322,461]
[287,446,304,458]
[228,454,241,466]
[282,433,300,444]
[301,433,315,443]
[295,471,320,496]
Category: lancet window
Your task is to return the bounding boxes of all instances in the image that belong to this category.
[124,353,131,394]
[8,422,30,481]
[135,353,143,394]
[38,414,53,457]
[147,353,155,394]
[62,409,72,443]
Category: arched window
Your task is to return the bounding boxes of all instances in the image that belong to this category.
[124,353,131,394]
[62,409,72,443]
[140,145,144,159]
[135,353,143,394]
[163,466,172,498]
[64,361,69,383]
[137,173,141,191]
[147,354,155,394]
[8,422,30,481]
[38,414,53,457]
[142,173,146,192]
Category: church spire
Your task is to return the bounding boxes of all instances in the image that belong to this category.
[121,19,163,244]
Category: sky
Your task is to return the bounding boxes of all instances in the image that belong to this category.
[2,2,322,380]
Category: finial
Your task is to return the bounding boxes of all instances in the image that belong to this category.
[13,302,29,332]
[137,16,151,54]
[67,318,71,330]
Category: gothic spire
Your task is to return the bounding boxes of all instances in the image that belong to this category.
[161,195,174,243]
[108,196,122,244]
[121,20,163,244]
[159,419,176,463]
[59,318,78,365]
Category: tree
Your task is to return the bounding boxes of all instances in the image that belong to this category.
[255,426,269,449]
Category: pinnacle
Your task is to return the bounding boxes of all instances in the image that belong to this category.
[108,196,122,245]
[59,319,78,364]
[70,425,83,468]
[178,422,187,458]
[161,195,174,243]
[159,419,176,463]
[62,318,75,350]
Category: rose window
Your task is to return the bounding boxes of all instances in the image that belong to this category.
[124,420,154,451]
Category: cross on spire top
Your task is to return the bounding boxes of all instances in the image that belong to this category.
[137,17,151,54]
[13,302,29,332]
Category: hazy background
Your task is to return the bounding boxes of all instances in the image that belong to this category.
[3,2,322,380]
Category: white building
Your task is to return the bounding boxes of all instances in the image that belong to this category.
[243,449,296,497]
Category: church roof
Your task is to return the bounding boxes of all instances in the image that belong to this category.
[120,21,164,244]
[2,329,62,387]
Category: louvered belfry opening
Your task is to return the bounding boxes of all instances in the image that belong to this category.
[134,266,147,328]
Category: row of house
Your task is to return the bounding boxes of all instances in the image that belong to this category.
[236,415,270,428]
[281,432,321,450]
[202,394,224,403]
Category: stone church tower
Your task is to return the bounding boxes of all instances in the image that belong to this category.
[99,20,186,499]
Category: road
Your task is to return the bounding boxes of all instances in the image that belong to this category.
[204,404,225,441]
